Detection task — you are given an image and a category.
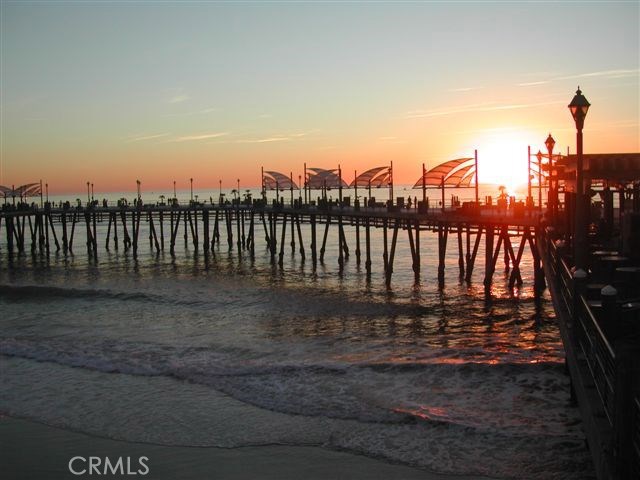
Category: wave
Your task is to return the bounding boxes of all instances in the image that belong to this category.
[0,283,222,309]
[0,335,571,434]
[1,355,593,480]
[0,282,444,319]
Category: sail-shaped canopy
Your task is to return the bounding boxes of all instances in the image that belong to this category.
[457,169,476,187]
[444,163,475,186]
[369,171,391,187]
[307,168,348,189]
[412,158,474,188]
[0,183,41,198]
[263,171,298,190]
[349,166,389,187]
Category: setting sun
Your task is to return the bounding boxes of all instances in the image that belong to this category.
[472,128,538,190]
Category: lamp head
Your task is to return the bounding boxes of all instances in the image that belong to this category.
[568,87,590,129]
[545,133,556,152]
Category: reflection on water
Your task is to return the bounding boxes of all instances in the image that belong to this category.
[0,221,593,479]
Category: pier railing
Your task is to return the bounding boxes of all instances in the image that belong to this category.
[544,229,640,479]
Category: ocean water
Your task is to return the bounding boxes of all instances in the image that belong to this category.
[0,192,593,479]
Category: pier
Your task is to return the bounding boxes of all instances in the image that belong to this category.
[0,200,543,291]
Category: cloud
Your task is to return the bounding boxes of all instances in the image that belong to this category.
[172,132,229,142]
[237,130,318,143]
[556,68,639,81]
[168,94,190,104]
[448,86,483,92]
[162,107,218,117]
[240,136,291,143]
[127,133,170,142]
[518,81,550,87]
[405,100,564,119]
[518,68,639,87]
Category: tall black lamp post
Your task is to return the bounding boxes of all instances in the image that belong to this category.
[545,133,556,221]
[568,87,590,269]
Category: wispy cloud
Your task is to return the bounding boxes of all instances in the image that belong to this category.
[162,107,218,117]
[172,132,229,142]
[405,100,565,119]
[556,68,639,81]
[127,133,170,143]
[518,80,550,87]
[237,130,318,144]
[242,136,291,143]
[518,68,639,87]
[448,86,483,92]
[168,94,189,104]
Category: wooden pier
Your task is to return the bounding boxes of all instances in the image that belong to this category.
[0,201,544,291]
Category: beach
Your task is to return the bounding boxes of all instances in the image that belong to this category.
[5,416,476,480]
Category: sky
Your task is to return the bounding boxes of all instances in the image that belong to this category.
[1,1,638,194]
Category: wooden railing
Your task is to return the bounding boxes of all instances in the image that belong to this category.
[543,230,640,479]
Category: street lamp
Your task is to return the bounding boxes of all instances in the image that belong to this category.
[219,179,222,204]
[136,180,141,204]
[87,181,90,205]
[568,87,590,269]
[91,183,94,202]
[173,180,176,201]
[545,133,556,220]
[536,150,543,211]
[190,178,193,202]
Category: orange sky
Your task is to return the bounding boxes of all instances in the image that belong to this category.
[1,3,638,194]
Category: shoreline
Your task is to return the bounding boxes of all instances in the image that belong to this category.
[0,415,491,480]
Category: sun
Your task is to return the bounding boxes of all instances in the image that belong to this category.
[472,128,535,193]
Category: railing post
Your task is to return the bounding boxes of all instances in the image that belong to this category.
[601,285,618,327]
[572,268,588,321]
[612,339,640,479]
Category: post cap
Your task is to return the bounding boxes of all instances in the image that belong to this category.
[601,285,617,297]
[573,268,588,279]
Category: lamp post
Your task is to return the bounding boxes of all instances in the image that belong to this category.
[91,183,94,202]
[545,133,556,221]
[87,181,90,205]
[136,180,141,205]
[190,178,193,202]
[527,146,532,204]
[219,179,222,204]
[173,180,176,201]
[536,150,543,211]
[568,87,590,269]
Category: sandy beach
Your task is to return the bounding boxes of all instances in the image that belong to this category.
[1,416,492,480]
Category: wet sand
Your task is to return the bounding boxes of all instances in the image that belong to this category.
[0,416,490,480]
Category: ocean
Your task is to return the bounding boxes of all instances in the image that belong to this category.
[0,186,593,479]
